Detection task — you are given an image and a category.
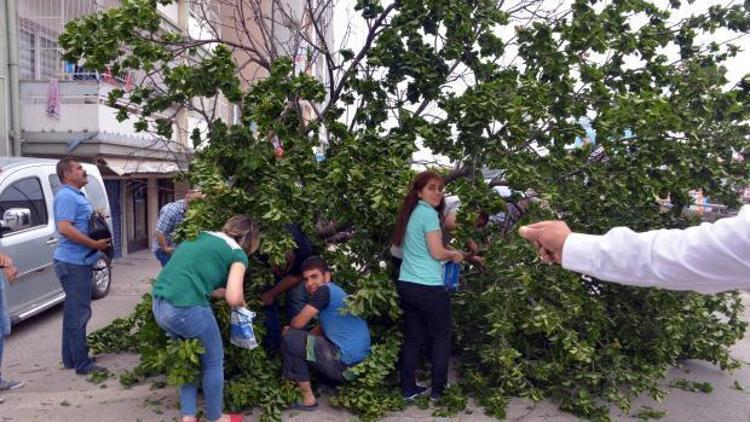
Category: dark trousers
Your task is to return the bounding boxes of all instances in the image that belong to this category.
[281,328,347,383]
[264,282,308,351]
[54,261,94,373]
[397,281,451,396]
[154,249,170,267]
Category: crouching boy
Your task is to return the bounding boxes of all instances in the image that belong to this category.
[281,256,371,410]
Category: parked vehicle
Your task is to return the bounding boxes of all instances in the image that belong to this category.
[0,157,113,324]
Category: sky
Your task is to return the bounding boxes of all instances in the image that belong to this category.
[331,0,749,167]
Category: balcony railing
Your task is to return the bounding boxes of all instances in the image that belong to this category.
[20,79,157,139]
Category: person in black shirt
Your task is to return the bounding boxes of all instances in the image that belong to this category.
[261,224,313,351]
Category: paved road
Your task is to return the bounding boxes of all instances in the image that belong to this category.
[2,250,750,421]
[1,250,160,421]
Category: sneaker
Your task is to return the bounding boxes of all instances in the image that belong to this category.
[64,355,97,370]
[403,385,428,401]
[0,378,24,391]
[430,383,450,401]
[75,364,108,375]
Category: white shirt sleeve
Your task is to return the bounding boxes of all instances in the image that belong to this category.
[443,196,461,216]
[561,205,750,294]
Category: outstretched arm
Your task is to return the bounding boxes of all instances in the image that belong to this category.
[519,206,750,293]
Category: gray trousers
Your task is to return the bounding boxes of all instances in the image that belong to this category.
[281,329,348,383]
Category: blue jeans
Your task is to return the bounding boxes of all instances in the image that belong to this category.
[0,272,10,376]
[264,281,308,351]
[152,297,224,420]
[54,261,94,373]
[154,249,170,267]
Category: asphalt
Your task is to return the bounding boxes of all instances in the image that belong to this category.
[1,249,749,421]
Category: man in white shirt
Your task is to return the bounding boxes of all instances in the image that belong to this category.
[518,205,750,294]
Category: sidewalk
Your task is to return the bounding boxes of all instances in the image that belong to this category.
[2,251,750,421]
[1,250,160,421]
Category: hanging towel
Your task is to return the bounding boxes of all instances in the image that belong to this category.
[124,71,134,91]
[47,79,61,119]
[102,66,115,85]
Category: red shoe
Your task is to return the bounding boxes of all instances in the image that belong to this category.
[228,414,244,422]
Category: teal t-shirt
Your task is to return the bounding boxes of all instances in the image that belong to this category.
[398,200,443,286]
[153,231,249,306]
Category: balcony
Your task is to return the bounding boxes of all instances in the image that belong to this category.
[19,78,184,162]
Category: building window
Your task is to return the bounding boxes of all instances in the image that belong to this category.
[19,30,35,80]
[39,36,60,80]
[157,179,175,211]
[18,28,60,80]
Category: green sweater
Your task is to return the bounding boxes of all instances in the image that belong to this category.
[153,231,248,306]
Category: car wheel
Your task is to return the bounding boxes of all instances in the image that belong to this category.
[92,255,112,299]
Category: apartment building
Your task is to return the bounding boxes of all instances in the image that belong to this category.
[0,0,224,258]
[0,0,333,257]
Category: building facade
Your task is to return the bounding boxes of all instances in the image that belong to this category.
[0,0,218,257]
[0,0,334,258]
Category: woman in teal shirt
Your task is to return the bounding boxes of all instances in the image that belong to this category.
[392,171,463,401]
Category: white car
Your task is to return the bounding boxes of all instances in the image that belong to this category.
[0,157,113,324]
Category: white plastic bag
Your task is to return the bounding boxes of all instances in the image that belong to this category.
[230,307,258,349]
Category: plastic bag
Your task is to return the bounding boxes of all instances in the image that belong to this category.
[230,307,258,349]
[88,211,111,241]
[87,211,114,261]
[443,261,461,292]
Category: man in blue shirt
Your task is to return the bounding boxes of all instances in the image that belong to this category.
[151,189,201,267]
[53,159,110,375]
[281,256,370,411]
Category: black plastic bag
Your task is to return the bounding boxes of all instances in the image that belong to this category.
[88,211,114,261]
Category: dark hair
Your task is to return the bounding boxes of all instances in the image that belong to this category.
[476,210,490,227]
[391,171,445,247]
[222,215,259,255]
[56,158,77,181]
[300,255,330,275]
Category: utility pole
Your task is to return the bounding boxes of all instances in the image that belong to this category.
[0,0,20,156]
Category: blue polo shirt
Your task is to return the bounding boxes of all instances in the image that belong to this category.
[53,184,96,265]
[398,200,443,286]
[309,283,371,365]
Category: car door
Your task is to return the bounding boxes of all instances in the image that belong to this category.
[0,166,61,321]
[80,171,113,232]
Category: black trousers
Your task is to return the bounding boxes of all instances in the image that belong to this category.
[397,280,451,396]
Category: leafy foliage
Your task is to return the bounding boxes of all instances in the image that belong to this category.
[328,330,406,420]
[634,406,667,421]
[669,378,714,393]
[432,385,470,417]
[453,232,744,419]
[70,0,750,420]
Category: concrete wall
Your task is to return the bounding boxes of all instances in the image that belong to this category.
[0,1,11,155]
[219,0,271,88]
[157,2,180,27]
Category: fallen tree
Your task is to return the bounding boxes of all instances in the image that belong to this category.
[67,0,750,420]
